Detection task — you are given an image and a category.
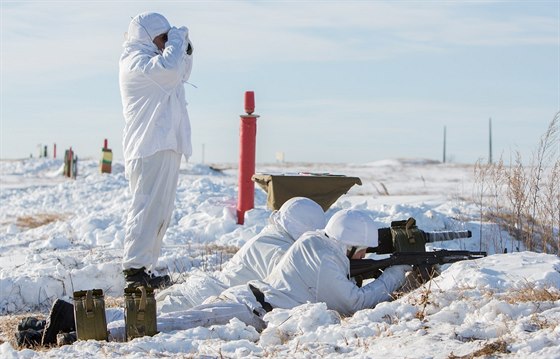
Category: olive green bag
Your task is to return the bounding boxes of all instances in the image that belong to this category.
[125,286,157,340]
[390,217,426,252]
[73,289,108,341]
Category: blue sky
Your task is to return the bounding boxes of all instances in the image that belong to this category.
[1,1,558,164]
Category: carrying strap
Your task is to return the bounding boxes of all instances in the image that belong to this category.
[405,217,417,244]
[137,286,147,321]
[85,290,94,318]
[390,217,426,252]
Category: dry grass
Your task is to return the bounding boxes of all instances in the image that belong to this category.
[448,339,510,358]
[16,213,68,229]
[203,244,240,255]
[473,112,559,254]
[104,295,125,308]
[504,285,560,304]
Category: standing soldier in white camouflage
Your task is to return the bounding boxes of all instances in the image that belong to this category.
[119,12,194,288]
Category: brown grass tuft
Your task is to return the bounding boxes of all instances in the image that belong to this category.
[448,339,510,358]
[16,213,68,229]
[505,285,560,304]
[104,295,124,308]
[203,244,240,255]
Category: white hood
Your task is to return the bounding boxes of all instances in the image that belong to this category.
[270,197,326,241]
[126,12,171,46]
[218,198,324,288]
[324,209,378,248]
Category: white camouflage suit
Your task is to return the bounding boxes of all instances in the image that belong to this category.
[156,197,326,312]
[119,12,193,272]
[218,197,327,287]
[247,230,408,316]
[244,209,410,316]
[135,210,409,335]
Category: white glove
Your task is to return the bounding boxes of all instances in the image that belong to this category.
[167,27,184,42]
[377,265,412,293]
[174,26,193,55]
[168,26,188,44]
[177,26,189,37]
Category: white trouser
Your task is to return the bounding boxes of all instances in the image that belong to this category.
[157,301,266,333]
[157,271,228,313]
[123,150,181,271]
[155,285,267,332]
[107,301,266,341]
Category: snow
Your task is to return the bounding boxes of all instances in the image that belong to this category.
[1,158,559,358]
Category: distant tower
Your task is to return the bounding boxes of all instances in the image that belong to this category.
[488,117,493,164]
[442,126,447,163]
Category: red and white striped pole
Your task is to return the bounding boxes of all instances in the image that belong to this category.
[237,91,259,224]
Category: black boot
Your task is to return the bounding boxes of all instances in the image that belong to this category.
[17,316,46,331]
[16,317,46,347]
[124,267,171,289]
[41,299,76,346]
[16,329,43,347]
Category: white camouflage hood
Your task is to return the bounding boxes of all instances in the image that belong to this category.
[126,12,171,46]
[270,197,326,241]
[324,209,378,248]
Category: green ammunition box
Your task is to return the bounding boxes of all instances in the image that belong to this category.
[73,289,108,341]
[125,286,157,340]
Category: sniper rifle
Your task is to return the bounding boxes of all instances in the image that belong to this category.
[349,217,486,284]
[350,250,486,281]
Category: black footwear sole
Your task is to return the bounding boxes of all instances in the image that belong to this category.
[126,274,171,289]
[16,328,43,347]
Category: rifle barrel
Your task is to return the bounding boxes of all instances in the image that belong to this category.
[424,230,472,242]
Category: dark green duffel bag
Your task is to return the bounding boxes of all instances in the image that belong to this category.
[125,286,157,341]
[73,289,108,341]
[390,217,427,252]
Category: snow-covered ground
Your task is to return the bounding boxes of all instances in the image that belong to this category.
[1,158,559,358]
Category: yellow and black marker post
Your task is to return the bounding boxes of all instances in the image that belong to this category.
[100,139,113,174]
